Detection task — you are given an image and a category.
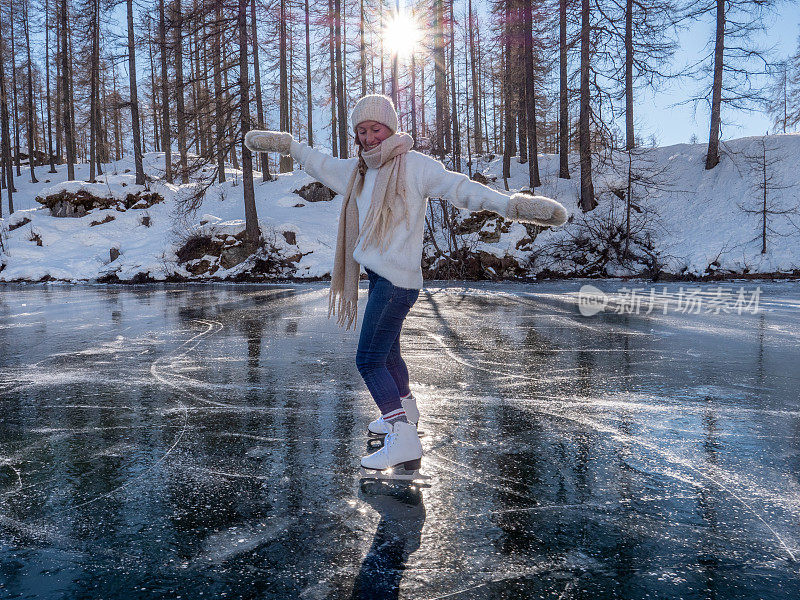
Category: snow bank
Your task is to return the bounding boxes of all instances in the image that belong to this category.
[1,135,799,283]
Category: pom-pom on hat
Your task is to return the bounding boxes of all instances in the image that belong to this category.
[350,94,399,134]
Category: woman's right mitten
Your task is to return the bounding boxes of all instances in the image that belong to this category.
[244,130,294,155]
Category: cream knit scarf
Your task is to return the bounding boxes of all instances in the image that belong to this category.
[328,132,414,330]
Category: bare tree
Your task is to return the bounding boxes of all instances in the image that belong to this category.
[251,0,272,180]
[238,0,258,243]
[578,0,596,210]
[0,4,14,212]
[767,43,800,133]
[558,0,570,178]
[21,0,37,182]
[61,0,75,180]
[174,0,189,182]
[737,136,799,254]
[687,0,777,170]
[127,0,144,184]
[334,0,347,158]
[159,0,172,181]
[521,0,540,188]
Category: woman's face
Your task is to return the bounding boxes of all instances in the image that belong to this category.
[356,121,393,150]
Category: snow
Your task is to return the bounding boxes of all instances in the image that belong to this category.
[1,134,799,283]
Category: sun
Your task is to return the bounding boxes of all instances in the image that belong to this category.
[383,11,423,58]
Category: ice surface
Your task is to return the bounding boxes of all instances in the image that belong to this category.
[0,280,799,599]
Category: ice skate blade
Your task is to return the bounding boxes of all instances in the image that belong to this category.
[366,427,425,438]
[360,466,431,482]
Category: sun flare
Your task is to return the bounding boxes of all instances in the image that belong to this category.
[383,12,423,58]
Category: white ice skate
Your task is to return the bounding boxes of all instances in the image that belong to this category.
[360,421,429,482]
[367,395,420,437]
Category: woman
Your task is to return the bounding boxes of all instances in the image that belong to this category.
[245,94,568,480]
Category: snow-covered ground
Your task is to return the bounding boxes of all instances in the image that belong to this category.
[1,134,799,282]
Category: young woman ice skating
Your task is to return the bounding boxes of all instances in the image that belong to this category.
[245,94,569,481]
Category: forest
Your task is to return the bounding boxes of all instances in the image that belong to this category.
[0,0,797,281]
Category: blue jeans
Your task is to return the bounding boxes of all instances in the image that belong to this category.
[356,268,420,414]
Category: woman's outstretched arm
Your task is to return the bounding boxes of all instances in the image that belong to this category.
[289,140,359,197]
[419,154,569,227]
[244,130,358,197]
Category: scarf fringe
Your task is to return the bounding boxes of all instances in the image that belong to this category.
[328,289,358,331]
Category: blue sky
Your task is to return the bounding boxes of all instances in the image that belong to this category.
[636,2,799,146]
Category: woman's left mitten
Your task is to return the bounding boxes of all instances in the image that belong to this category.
[244,130,293,155]
[507,193,569,227]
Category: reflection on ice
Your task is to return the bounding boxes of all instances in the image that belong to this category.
[0,281,799,599]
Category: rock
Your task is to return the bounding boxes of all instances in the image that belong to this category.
[140,215,151,227]
[294,203,306,208]
[471,172,496,184]
[186,259,214,275]
[176,234,224,263]
[8,217,31,231]
[36,188,164,217]
[294,181,335,203]
[35,188,164,217]
[219,243,253,270]
[454,210,498,235]
[110,247,120,262]
[478,228,501,243]
[124,191,163,209]
[282,231,297,245]
[90,214,116,227]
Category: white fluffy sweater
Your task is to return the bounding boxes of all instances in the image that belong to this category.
[290,140,517,290]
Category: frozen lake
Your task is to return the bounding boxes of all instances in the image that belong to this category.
[1,280,799,599]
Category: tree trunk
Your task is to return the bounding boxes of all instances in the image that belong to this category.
[61,0,75,180]
[468,0,483,155]
[159,0,172,182]
[174,0,188,182]
[449,0,460,172]
[559,0,570,178]
[89,0,98,180]
[0,7,14,211]
[359,0,366,96]
[502,3,515,189]
[705,0,724,170]
[625,0,634,150]
[127,0,145,185]
[22,0,38,182]
[213,2,225,182]
[239,0,258,243]
[464,25,472,177]
[279,0,293,171]
[55,4,62,164]
[411,48,417,145]
[579,0,596,210]
[433,0,446,157]
[334,0,348,158]
[148,16,160,153]
[304,0,313,147]
[328,0,337,157]
[252,0,272,180]
[112,65,122,159]
[67,26,76,166]
[11,5,20,177]
[45,0,56,173]
[522,0,540,187]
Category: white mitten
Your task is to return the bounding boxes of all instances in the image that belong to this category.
[244,130,294,155]
[506,193,569,227]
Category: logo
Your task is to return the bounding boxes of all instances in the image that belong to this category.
[577,284,608,316]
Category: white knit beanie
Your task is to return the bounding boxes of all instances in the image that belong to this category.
[350,94,398,134]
